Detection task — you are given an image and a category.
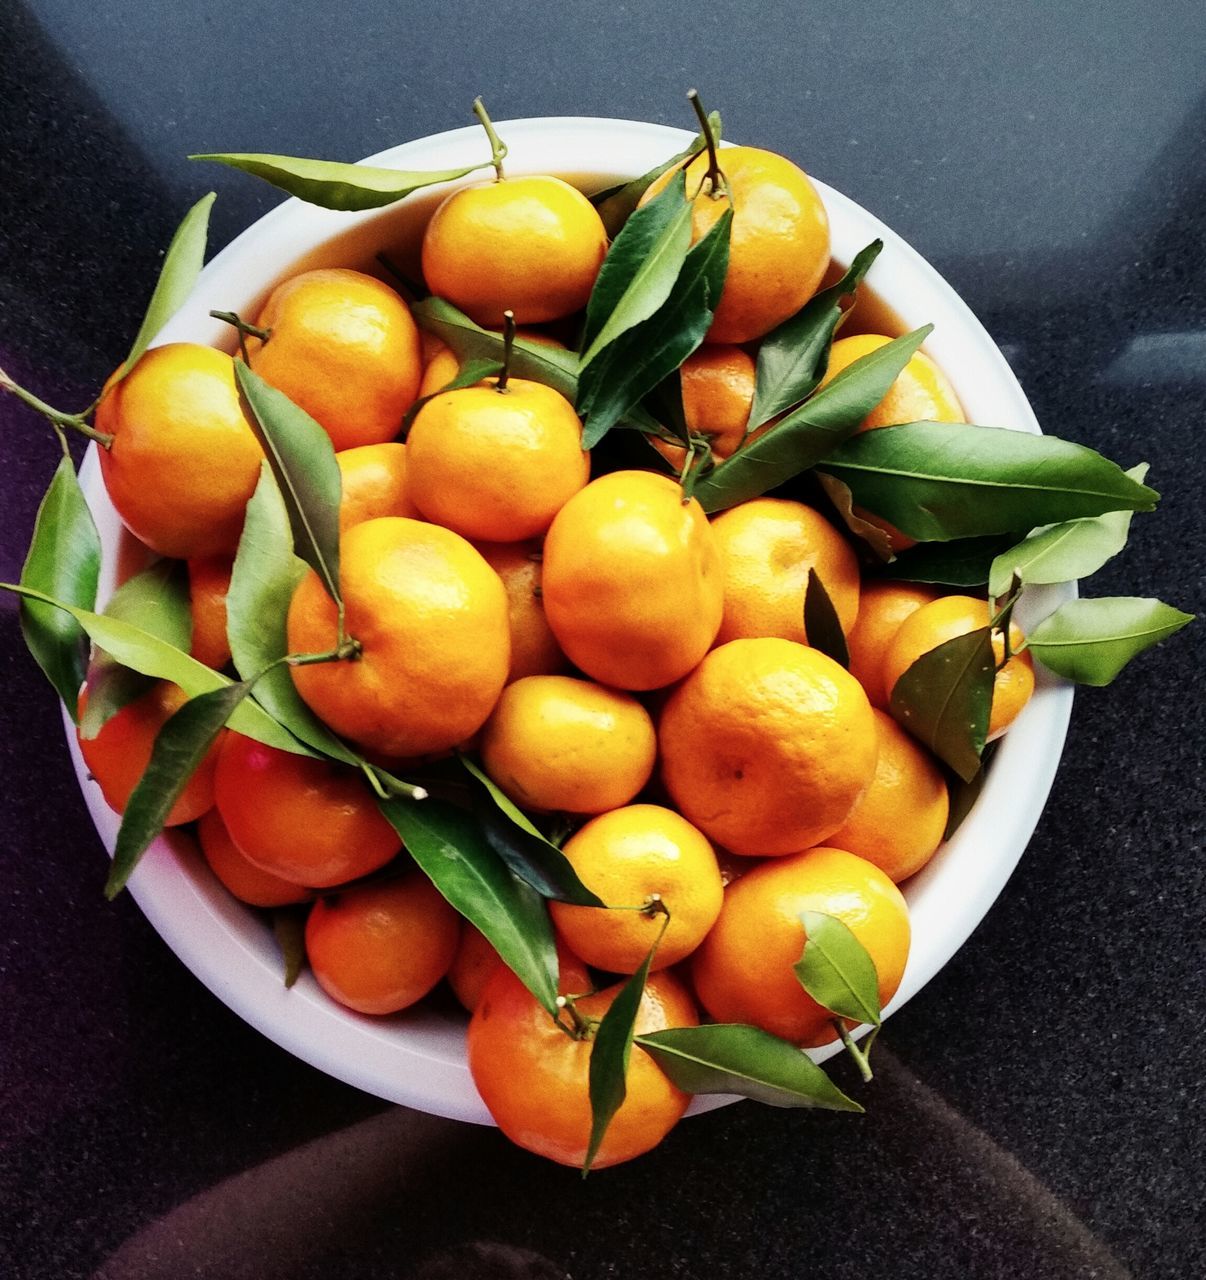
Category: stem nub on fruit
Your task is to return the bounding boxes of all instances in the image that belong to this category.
[473,96,509,182]
[687,88,726,200]
[495,310,517,394]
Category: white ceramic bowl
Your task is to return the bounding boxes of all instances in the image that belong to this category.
[65,117,1074,1124]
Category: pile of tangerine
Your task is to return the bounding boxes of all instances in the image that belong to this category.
[78,139,1035,1169]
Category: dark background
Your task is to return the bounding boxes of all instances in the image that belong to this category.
[1,2,1203,1277]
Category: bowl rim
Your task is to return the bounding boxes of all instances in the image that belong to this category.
[66,115,1074,1124]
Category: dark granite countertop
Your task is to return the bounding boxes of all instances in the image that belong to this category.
[1,4,1203,1278]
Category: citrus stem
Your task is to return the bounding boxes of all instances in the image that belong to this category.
[473,96,508,181]
[210,310,271,364]
[362,763,428,803]
[990,575,1023,664]
[833,1019,875,1083]
[0,366,114,447]
[496,310,516,394]
[284,639,362,667]
[686,88,726,200]
[555,994,597,1041]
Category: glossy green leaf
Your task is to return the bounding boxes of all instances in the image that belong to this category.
[635,1023,862,1111]
[818,422,1159,542]
[271,907,308,988]
[227,465,357,762]
[577,208,732,449]
[120,193,215,380]
[78,560,192,739]
[400,356,504,434]
[234,364,343,606]
[1025,597,1193,686]
[459,756,603,906]
[189,152,490,212]
[889,627,995,782]
[814,471,895,561]
[749,240,883,430]
[18,456,101,719]
[987,464,1150,597]
[881,535,1023,588]
[794,910,883,1027]
[695,326,934,514]
[376,796,559,1014]
[106,682,251,898]
[585,943,656,1176]
[580,170,693,367]
[0,582,308,755]
[412,297,580,401]
[590,111,721,237]
[802,568,849,668]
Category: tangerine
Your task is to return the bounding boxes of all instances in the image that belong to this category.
[474,541,565,683]
[187,555,233,671]
[196,808,309,908]
[821,333,964,432]
[336,442,419,531]
[658,637,878,856]
[652,345,755,472]
[845,581,940,708]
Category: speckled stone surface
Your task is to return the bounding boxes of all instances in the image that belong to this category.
[1,3,1203,1278]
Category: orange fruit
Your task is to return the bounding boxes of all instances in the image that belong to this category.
[846,581,940,708]
[336,442,419,531]
[286,517,510,758]
[406,378,589,541]
[417,328,565,399]
[882,594,1035,740]
[247,268,422,450]
[474,540,566,683]
[447,924,504,1013]
[76,681,221,826]
[550,804,724,974]
[196,808,309,908]
[305,873,460,1015]
[659,637,878,857]
[652,345,755,472]
[421,175,608,326]
[542,471,724,690]
[821,334,964,433]
[692,846,911,1047]
[96,344,263,559]
[213,732,401,888]
[480,676,656,815]
[187,555,233,671]
[469,961,698,1169]
[828,710,949,882]
[641,146,830,343]
[710,497,861,647]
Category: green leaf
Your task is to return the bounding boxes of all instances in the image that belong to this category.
[813,471,894,562]
[78,559,192,739]
[1025,598,1193,686]
[227,464,357,762]
[400,356,504,435]
[749,240,883,430]
[271,907,308,988]
[459,756,603,906]
[802,568,849,667]
[580,170,693,367]
[794,910,883,1026]
[119,193,215,380]
[943,741,996,841]
[376,796,559,1014]
[694,326,934,514]
[590,111,721,237]
[987,464,1151,597]
[18,456,101,719]
[0,582,308,755]
[412,297,580,401]
[585,944,656,1176]
[635,1024,863,1111]
[189,152,491,212]
[889,627,995,782]
[106,683,251,898]
[577,208,733,449]
[882,535,1023,588]
[234,364,343,606]
[818,422,1159,542]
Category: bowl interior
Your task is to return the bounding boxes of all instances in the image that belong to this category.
[69,117,1073,1123]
